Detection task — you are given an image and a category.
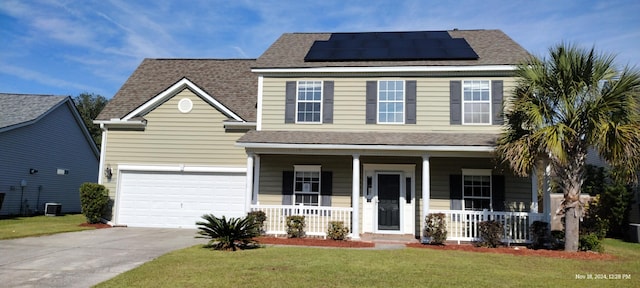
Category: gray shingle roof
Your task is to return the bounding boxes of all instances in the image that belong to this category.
[238,130,497,147]
[97,59,258,121]
[0,93,68,130]
[255,29,530,68]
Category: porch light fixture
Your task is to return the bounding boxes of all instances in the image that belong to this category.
[104,164,113,180]
[29,168,38,174]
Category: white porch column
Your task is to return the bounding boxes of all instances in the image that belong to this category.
[530,167,539,213]
[351,154,360,239]
[245,153,254,213]
[543,164,552,222]
[422,154,431,224]
[252,154,260,205]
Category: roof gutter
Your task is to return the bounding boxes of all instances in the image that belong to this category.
[251,65,517,74]
[93,118,147,129]
[237,142,495,152]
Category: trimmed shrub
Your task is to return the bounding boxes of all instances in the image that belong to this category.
[286,215,306,238]
[248,210,267,234]
[196,214,259,251]
[475,220,503,248]
[423,213,447,245]
[579,233,604,253]
[529,221,551,250]
[327,221,349,240]
[79,182,109,224]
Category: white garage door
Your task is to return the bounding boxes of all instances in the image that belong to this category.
[117,171,246,228]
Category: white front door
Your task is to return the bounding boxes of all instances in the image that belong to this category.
[362,164,415,234]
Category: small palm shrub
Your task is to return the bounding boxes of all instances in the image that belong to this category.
[79,182,109,224]
[286,215,306,238]
[475,220,504,248]
[424,213,447,245]
[248,210,267,234]
[196,214,260,251]
[327,221,349,240]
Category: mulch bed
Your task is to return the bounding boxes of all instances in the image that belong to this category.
[79,222,112,229]
[405,243,616,260]
[255,236,375,248]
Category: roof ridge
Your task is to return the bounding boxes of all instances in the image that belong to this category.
[145,58,257,61]
[0,92,67,98]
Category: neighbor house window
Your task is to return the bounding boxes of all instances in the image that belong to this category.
[462,169,492,211]
[462,80,491,124]
[294,165,321,206]
[378,80,404,123]
[296,81,322,123]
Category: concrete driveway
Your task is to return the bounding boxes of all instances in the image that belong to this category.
[0,227,206,288]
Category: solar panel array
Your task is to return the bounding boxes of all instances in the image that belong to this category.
[304,31,479,62]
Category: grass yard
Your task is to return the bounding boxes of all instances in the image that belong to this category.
[0,214,94,240]
[96,238,639,288]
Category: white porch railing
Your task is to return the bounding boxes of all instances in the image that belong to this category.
[250,204,353,238]
[429,210,545,244]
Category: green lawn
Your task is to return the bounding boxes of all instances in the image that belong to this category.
[96,238,640,288]
[0,214,94,240]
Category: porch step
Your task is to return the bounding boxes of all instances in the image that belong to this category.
[359,233,420,244]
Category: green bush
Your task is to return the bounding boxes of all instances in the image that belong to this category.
[196,214,259,251]
[475,220,503,248]
[327,221,349,240]
[424,213,447,245]
[286,215,305,238]
[579,233,604,253]
[529,221,550,250]
[248,210,267,234]
[79,182,109,224]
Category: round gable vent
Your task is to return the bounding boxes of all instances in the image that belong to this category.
[178,98,193,113]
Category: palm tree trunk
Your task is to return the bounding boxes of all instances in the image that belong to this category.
[562,162,584,252]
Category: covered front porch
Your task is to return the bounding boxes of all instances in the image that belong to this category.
[239,131,549,243]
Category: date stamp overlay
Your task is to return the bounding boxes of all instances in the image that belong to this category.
[575,273,631,280]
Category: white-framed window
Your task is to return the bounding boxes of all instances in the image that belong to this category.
[378,80,405,124]
[294,165,321,206]
[462,169,492,211]
[296,81,322,123]
[462,80,491,124]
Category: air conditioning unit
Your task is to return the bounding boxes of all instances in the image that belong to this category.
[45,203,62,216]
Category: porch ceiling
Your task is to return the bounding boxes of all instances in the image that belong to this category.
[237,130,497,151]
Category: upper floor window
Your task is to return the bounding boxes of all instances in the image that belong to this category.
[297,81,322,123]
[462,169,492,211]
[294,165,321,206]
[378,80,405,124]
[462,80,491,124]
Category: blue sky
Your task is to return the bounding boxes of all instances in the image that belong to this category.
[1,0,639,98]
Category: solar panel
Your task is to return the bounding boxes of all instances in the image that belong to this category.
[304,31,479,62]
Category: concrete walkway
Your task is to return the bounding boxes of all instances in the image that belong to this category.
[0,227,205,288]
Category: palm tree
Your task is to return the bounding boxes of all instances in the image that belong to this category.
[496,43,640,252]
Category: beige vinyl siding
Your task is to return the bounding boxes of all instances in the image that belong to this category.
[102,89,248,199]
[428,157,532,211]
[257,155,353,207]
[261,77,517,132]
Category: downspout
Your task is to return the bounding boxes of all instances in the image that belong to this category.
[97,123,107,184]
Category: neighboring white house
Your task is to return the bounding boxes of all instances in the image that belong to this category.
[0,93,99,215]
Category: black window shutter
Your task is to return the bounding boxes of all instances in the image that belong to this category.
[450,81,462,125]
[323,81,334,123]
[282,171,294,205]
[366,81,377,124]
[491,80,504,125]
[492,175,505,211]
[405,80,417,124]
[320,171,333,207]
[450,174,463,210]
[285,81,296,123]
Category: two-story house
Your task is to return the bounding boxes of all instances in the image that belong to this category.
[95,29,543,242]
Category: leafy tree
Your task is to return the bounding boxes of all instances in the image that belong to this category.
[496,43,640,251]
[73,93,109,148]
